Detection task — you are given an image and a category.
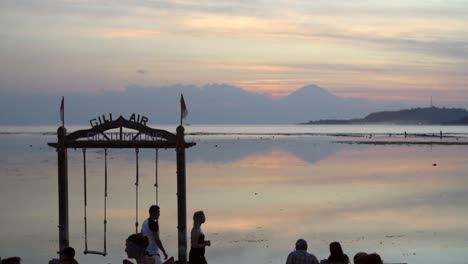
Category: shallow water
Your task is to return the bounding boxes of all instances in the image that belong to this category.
[1,127,468,264]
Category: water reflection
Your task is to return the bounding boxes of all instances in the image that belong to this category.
[0,134,468,264]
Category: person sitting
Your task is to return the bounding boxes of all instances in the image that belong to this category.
[286,239,319,264]
[321,242,349,264]
[355,253,383,264]
[353,252,367,264]
[60,246,78,264]
[124,233,155,264]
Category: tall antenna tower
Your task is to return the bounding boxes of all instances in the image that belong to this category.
[430,96,433,107]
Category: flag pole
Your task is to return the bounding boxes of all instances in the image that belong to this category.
[60,96,65,128]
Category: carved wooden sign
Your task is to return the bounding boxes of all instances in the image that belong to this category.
[48,113,196,149]
[90,113,149,128]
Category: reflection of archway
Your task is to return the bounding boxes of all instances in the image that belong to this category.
[48,115,195,263]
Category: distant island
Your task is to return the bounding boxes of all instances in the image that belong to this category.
[301,107,468,125]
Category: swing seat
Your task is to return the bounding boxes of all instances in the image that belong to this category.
[83,250,107,256]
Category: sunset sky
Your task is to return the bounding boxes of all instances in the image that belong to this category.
[1,0,467,105]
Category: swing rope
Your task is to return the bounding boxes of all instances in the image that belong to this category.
[135,148,140,234]
[103,148,108,255]
[155,148,159,205]
[82,148,88,253]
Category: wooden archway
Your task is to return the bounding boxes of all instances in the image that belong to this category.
[48,114,195,263]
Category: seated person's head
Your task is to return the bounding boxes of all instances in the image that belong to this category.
[353,252,367,264]
[125,233,149,259]
[329,241,344,256]
[357,253,383,264]
[60,247,76,260]
[0,257,21,264]
[295,239,308,251]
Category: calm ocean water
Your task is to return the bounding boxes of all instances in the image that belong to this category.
[1,124,468,264]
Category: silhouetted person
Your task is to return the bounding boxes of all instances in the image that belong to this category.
[0,257,21,264]
[322,242,349,264]
[286,239,318,264]
[60,247,78,264]
[355,253,382,264]
[189,211,211,264]
[141,205,168,264]
[124,233,155,264]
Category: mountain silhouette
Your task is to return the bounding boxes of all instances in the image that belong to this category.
[0,83,407,125]
[285,84,338,102]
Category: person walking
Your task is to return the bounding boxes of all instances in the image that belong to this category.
[189,211,211,264]
[141,205,168,264]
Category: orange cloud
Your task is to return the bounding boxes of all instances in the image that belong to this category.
[93,28,169,38]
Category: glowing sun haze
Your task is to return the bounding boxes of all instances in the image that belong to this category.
[1,0,467,104]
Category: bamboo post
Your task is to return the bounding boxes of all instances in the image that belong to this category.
[176,125,187,264]
[57,126,69,260]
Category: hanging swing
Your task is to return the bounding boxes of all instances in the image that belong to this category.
[82,148,108,256]
[81,147,160,255]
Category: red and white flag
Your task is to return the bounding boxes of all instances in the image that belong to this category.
[180,94,188,120]
[60,96,64,123]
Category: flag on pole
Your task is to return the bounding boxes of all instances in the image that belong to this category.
[181,94,188,119]
[180,94,188,125]
[60,96,64,124]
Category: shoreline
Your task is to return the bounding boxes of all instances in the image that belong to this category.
[335,140,468,145]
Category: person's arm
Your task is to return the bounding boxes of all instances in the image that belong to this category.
[154,231,168,259]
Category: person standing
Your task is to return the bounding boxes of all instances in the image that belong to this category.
[189,211,211,264]
[141,205,168,264]
[286,239,319,264]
